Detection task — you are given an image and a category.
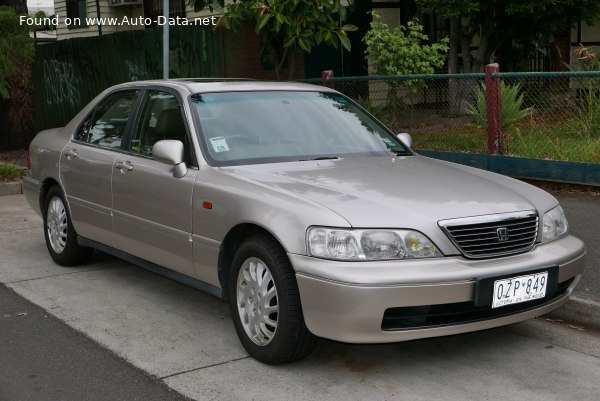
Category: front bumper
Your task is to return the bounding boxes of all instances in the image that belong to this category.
[291,234,585,343]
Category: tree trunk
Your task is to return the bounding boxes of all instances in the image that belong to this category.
[268,42,288,81]
[455,15,473,74]
[473,15,492,72]
[287,47,297,81]
[448,17,461,115]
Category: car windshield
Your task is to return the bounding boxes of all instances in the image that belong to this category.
[190,91,410,166]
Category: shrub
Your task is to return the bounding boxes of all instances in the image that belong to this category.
[363,12,448,123]
[0,163,22,181]
[466,81,532,132]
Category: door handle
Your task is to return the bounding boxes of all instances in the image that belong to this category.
[64,149,78,160]
[115,161,134,172]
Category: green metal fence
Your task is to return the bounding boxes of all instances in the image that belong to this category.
[304,71,600,166]
[33,25,221,132]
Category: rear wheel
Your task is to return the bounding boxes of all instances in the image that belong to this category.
[229,234,316,364]
[43,186,92,266]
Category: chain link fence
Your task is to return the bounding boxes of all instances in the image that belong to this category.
[301,71,600,164]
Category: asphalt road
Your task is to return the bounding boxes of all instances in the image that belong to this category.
[0,284,188,401]
[1,193,599,401]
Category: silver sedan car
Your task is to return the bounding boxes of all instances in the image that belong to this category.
[24,80,586,364]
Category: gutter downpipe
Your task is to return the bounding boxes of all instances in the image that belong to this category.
[95,0,102,36]
[163,0,169,79]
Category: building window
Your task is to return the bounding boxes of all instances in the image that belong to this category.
[65,0,88,28]
[144,0,186,27]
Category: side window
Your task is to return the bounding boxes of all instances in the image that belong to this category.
[75,90,139,149]
[130,90,190,162]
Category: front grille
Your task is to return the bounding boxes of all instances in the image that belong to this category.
[381,278,573,331]
[439,211,538,258]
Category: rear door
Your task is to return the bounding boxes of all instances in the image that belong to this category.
[60,89,140,247]
[111,89,197,278]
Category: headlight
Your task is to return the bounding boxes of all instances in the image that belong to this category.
[542,205,568,242]
[307,227,442,261]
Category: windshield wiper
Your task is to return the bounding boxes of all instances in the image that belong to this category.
[299,156,340,161]
[393,150,413,156]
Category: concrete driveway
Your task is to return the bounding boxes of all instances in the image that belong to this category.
[1,193,599,400]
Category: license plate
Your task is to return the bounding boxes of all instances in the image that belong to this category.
[492,271,548,308]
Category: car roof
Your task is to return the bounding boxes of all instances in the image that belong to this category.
[111,79,336,94]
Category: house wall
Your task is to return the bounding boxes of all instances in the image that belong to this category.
[52,1,304,79]
[221,22,304,80]
[55,1,145,40]
[570,21,600,70]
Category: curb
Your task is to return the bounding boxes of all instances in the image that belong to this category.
[546,295,600,330]
[0,180,22,196]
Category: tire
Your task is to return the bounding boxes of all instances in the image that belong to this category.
[43,186,93,266]
[229,234,316,364]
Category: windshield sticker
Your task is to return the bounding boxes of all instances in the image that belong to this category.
[382,138,396,148]
[209,137,230,153]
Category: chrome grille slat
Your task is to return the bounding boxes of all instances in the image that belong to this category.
[451,228,537,240]
[447,219,537,233]
[460,237,536,250]
[439,211,539,258]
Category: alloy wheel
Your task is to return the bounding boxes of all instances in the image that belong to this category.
[236,257,279,346]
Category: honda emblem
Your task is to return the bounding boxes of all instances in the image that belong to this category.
[497,227,509,242]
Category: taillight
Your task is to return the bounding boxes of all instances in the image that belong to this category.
[26,148,31,170]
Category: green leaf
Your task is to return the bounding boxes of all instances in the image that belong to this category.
[283,35,297,48]
[337,32,351,51]
[256,13,272,31]
[341,24,358,32]
[298,37,311,52]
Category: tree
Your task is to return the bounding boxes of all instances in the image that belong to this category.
[28,10,51,32]
[190,0,357,80]
[0,3,35,150]
[416,0,600,73]
[0,6,34,99]
[0,0,26,14]
[363,12,448,124]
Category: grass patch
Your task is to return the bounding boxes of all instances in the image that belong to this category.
[415,125,487,154]
[411,115,600,164]
[0,163,23,182]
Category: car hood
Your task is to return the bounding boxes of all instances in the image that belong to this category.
[221,155,557,230]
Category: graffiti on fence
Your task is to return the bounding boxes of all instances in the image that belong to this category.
[34,25,221,131]
[43,59,81,107]
[125,59,150,81]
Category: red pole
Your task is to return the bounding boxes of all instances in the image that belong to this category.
[321,70,334,89]
[485,63,503,155]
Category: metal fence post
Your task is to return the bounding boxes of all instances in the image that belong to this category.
[485,63,503,155]
[321,70,334,88]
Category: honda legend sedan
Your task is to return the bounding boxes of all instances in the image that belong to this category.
[24,80,586,364]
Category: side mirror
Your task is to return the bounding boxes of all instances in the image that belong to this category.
[152,140,187,178]
[396,132,413,149]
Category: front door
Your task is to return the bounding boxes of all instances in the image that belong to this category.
[111,89,197,278]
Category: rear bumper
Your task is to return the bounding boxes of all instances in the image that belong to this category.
[22,175,42,217]
[291,235,585,343]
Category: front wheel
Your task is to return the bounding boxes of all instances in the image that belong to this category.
[43,186,92,266]
[229,234,316,364]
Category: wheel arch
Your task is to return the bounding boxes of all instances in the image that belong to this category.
[218,223,289,302]
[39,177,61,218]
